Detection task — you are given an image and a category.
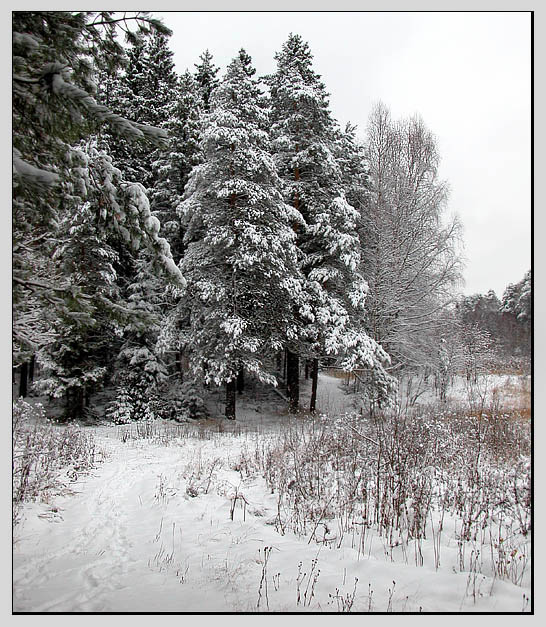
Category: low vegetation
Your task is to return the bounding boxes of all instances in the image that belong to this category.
[12,399,101,525]
[236,404,529,576]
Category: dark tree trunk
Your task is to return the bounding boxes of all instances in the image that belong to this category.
[28,354,36,384]
[226,379,236,420]
[310,358,319,413]
[19,362,28,398]
[237,365,244,395]
[286,349,300,413]
[283,349,287,383]
[178,350,184,383]
[66,387,85,421]
[305,360,309,380]
[276,352,282,377]
[85,389,91,408]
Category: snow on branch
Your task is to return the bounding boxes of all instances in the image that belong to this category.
[13,150,59,187]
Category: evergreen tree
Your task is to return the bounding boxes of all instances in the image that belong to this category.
[454,272,531,370]
[12,12,181,375]
[102,29,180,192]
[103,35,153,188]
[334,122,370,224]
[237,48,256,77]
[33,141,183,419]
[99,30,200,266]
[458,291,502,340]
[501,270,531,325]
[35,192,123,418]
[500,269,531,357]
[176,70,205,189]
[142,29,181,203]
[194,49,220,111]
[115,248,170,419]
[179,52,302,419]
[267,34,393,411]
[149,70,204,263]
[106,387,135,424]
[91,29,192,393]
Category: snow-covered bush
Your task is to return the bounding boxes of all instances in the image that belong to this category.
[112,344,168,422]
[105,387,135,424]
[146,381,209,422]
[106,385,162,424]
[177,381,209,421]
[106,378,209,424]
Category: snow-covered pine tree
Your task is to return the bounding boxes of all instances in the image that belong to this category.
[92,29,193,389]
[149,70,204,263]
[193,49,220,112]
[106,386,135,424]
[12,12,179,380]
[141,29,181,222]
[458,291,502,344]
[102,29,180,196]
[501,270,531,327]
[236,48,255,77]
[114,248,170,421]
[35,196,123,418]
[499,270,531,358]
[334,122,370,227]
[453,273,531,369]
[148,71,205,381]
[179,51,302,419]
[34,140,183,419]
[267,34,393,412]
[100,35,153,189]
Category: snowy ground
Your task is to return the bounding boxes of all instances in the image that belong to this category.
[12,374,531,613]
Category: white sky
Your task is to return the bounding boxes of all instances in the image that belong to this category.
[155,11,530,298]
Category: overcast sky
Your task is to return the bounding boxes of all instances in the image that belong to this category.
[154,10,531,298]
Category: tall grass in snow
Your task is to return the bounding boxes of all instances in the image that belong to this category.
[236,402,531,587]
[13,399,100,524]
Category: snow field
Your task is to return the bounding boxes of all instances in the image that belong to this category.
[13,405,531,613]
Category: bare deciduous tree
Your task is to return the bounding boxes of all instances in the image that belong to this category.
[360,102,463,372]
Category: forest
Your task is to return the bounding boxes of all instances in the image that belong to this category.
[13,12,531,420]
[13,12,532,614]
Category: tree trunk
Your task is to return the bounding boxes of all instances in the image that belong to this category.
[28,354,36,384]
[293,165,301,233]
[19,362,28,398]
[310,358,319,413]
[305,360,309,380]
[286,349,300,413]
[178,350,185,383]
[226,379,236,420]
[66,387,85,421]
[237,365,244,395]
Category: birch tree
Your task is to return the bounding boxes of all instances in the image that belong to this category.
[361,102,462,372]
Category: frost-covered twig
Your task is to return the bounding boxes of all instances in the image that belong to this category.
[348,424,379,447]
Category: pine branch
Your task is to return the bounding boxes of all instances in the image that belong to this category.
[13,276,72,294]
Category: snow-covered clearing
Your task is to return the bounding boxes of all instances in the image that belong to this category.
[13,374,531,613]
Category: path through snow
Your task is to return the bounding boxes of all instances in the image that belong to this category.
[13,374,531,612]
